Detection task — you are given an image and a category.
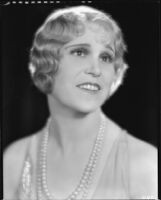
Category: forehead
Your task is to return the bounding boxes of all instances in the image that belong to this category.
[65,23,115,50]
[88,23,114,44]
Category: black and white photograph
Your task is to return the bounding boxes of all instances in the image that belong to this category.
[1,0,160,199]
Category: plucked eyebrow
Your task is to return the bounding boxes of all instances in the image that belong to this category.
[64,43,115,54]
[64,43,90,50]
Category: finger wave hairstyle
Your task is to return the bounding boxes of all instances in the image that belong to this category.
[29,5,129,95]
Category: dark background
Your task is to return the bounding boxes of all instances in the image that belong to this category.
[1,0,160,151]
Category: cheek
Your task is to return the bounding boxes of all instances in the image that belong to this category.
[103,65,116,84]
[55,61,77,86]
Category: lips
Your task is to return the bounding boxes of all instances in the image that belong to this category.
[76,82,101,91]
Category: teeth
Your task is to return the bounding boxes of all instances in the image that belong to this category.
[78,84,99,91]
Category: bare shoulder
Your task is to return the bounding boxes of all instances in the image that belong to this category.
[127,133,157,163]
[4,135,30,160]
[3,133,40,199]
[126,133,158,199]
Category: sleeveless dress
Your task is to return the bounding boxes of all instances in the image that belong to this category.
[16,118,131,199]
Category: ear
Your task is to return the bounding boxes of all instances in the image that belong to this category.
[29,63,36,77]
[114,58,129,81]
[109,62,128,96]
[111,61,122,86]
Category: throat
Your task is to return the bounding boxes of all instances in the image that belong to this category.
[48,110,101,155]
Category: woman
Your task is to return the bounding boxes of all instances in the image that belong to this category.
[3,5,157,200]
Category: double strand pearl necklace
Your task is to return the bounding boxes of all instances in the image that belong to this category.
[37,113,106,200]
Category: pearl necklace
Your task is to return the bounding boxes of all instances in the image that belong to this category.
[37,113,106,200]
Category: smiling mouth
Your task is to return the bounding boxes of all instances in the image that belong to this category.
[76,82,101,92]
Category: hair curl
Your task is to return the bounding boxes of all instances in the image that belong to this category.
[29,5,128,95]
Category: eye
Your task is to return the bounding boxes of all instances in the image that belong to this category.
[100,53,114,63]
[70,48,88,57]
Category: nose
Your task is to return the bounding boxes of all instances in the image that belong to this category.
[85,58,101,77]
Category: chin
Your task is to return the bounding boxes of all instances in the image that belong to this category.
[72,93,108,113]
[72,100,103,115]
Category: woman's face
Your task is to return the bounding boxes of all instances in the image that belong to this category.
[50,24,117,114]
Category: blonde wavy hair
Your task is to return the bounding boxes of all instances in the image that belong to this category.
[29,5,128,96]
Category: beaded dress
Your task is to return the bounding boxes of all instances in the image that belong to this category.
[16,117,131,199]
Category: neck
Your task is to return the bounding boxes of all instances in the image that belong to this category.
[47,96,103,154]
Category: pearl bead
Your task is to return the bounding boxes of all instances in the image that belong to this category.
[36,113,106,200]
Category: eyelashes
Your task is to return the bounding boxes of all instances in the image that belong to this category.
[70,48,88,57]
[70,47,115,63]
[100,53,114,63]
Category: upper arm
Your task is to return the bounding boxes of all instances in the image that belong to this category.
[129,137,158,199]
[3,139,29,199]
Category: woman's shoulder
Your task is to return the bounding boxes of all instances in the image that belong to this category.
[126,133,158,198]
[4,135,30,159]
[3,132,41,199]
[104,116,157,198]
[126,133,157,170]
[105,115,157,157]
[105,116,157,162]
[126,132,157,158]
[3,133,39,167]
[3,135,31,173]
[3,135,31,198]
